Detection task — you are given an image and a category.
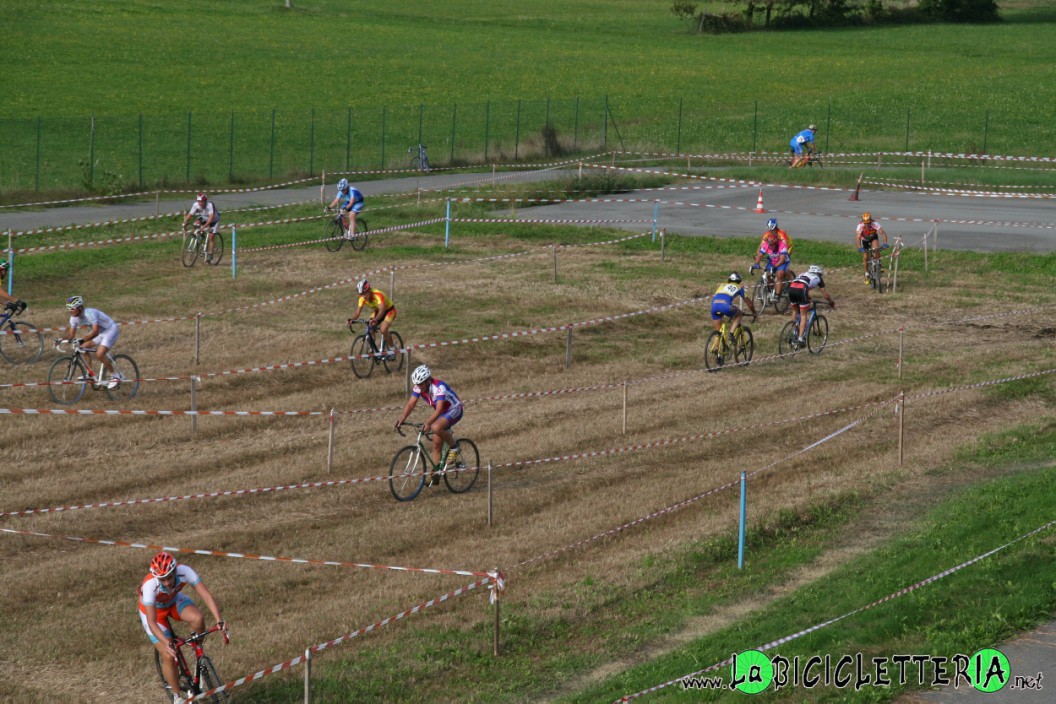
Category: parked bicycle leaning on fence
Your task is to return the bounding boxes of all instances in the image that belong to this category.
[409,143,430,172]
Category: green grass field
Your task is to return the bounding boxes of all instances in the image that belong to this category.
[2,1,1054,194]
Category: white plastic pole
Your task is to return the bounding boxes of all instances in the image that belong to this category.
[230,226,237,279]
[326,409,336,474]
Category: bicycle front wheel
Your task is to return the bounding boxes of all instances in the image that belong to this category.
[324,218,344,252]
[808,314,829,354]
[0,321,44,364]
[197,655,229,703]
[703,330,725,372]
[734,327,754,366]
[410,156,422,171]
[349,218,369,251]
[106,354,140,401]
[381,330,404,374]
[778,321,799,356]
[349,335,374,379]
[389,446,426,501]
[205,233,224,266]
[47,356,87,404]
[751,281,768,315]
[181,234,200,267]
[444,438,480,494]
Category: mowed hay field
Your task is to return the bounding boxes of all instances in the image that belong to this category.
[1,221,1054,702]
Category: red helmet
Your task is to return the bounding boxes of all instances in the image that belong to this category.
[196,192,207,204]
[150,551,177,579]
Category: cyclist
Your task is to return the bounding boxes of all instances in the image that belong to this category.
[58,295,122,389]
[395,365,463,487]
[139,552,228,704]
[348,279,398,359]
[855,212,890,284]
[0,259,27,315]
[789,124,817,168]
[786,265,836,348]
[750,230,791,300]
[181,193,221,261]
[710,272,756,342]
[750,218,794,296]
[326,178,365,238]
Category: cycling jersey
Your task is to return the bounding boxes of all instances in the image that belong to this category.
[336,186,365,213]
[358,290,393,313]
[856,222,880,243]
[189,201,219,223]
[138,565,201,643]
[759,229,793,254]
[788,272,826,308]
[69,308,116,332]
[789,129,815,155]
[710,282,747,321]
[760,240,790,271]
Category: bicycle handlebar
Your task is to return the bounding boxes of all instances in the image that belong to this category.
[173,623,229,648]
[395,421,430,438]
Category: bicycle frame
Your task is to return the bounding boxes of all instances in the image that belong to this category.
[157,624,229,703]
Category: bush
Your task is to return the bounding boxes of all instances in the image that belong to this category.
[919,0,1000,22]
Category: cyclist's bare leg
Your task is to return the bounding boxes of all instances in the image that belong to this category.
[206,230,215,257]
[775,269,785,295]
[178,603,206,633]
[153,638,182,692]
[347,211,358,237]
[379,318,394,352]
[94,343,115,377]
[728,310,743,336]
[797,305,810,340]
[430,418,453,468]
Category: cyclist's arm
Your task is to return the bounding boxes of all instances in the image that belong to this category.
[395,395,419,430]
[60,322,78,343]
[349,304,364,322]
[191,581,224,627]
[79,322,102,344]
[818,285,835,307]
[0,289,14,305]
[877,226,889,244]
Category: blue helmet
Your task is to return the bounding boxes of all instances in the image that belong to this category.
[766,218,778,232]
[338,178,349,191]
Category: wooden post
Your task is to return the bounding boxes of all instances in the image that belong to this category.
[898,391,905,466]
[551,244,557,283]
[390,268,395,299]
[622,382,628,434]
[326,408,336,474]
[898,327,905,382]
[190,376,198,434]
[565,327,572,368]
[194,313,202,365]
[892,245,900,295]
[487,462,493,527]
[405,347,412,395]
[493,571,501,657]
[304,648,312,703]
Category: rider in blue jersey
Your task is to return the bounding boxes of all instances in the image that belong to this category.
[789,124,817,168]
[326,178,365,238]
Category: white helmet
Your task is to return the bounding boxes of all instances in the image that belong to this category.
[338,178,349,191]
[356,279,370,295]
[65,295,84,311]
[411,365,431,385]
[808,265,823,276]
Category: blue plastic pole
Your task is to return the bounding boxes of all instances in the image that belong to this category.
[444,200,452,248]
[652,201,659,242]
[6,247,13,295]
[738,471,747,570]
[231,226,237,278]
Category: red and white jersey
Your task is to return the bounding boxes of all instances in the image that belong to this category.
[139,564,200,612]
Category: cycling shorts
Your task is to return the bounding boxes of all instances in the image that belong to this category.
[344,201,365,214]
[767,261,790,273]
[790,144,806,156]
[860,233,879,247]
[139,593,193,643]
[86,325,119,351]
[380,307,396,323]
[439,404,463,428]
[710,300,738,321]
[787,282,811,308]
[197,217,221,234]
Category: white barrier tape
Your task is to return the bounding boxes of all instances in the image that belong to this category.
[618,515,1056,701]
[862,178,1056,199]
[513,409,881,573]
[454,216,652,225]
[908,367,1056,401]
[613,149,1056,165]
[0,526,491,578]
[193,575,498,701]
[238,217,446,253]
[0,408,327,417]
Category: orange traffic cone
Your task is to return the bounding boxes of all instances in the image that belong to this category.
[753,189,766,213]
[848,172,863,201]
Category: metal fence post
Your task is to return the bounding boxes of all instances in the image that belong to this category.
[326,409,336,474]
[89,115,95,188]
[35,116,42,195]
[444,199,452,248]
[269,109,276,182]
[660,228,666,262]
[450,102,457,164]
[676,97,683,154]
[898,326,905,382]
[231,226,237,279]
[487,462,493,527]
[552,244,558,283]
[229,111,235,182]
[186,111,192,183]
[138,113,144,188]
[514,99,521,160]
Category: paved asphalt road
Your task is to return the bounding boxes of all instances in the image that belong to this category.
[2,169,1054,254]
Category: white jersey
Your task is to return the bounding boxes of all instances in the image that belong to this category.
[140,564,201,611]
[189,201,219,222]
[791,272,825,290]
[70,307,116,331]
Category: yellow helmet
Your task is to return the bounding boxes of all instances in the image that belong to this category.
[861,212,872,223]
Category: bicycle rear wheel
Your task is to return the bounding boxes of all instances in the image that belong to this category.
[197,655,229,703]
[410,156,422,171]
[381,331,404,374]
[444,438,480,494]
[808,314,829,354]
[349,218,369,251]
[734,327,754,366]
[324,218,344,252]
[205,233,224,266]
[154,650,193,704]
[389,446,426,501]
[349,335,375,379]
[703,330,726,372]
[47,356,88,404]
[181,233,200,267]
[106,354,140,401]
[0,321,44,364]
[778,321,799,356]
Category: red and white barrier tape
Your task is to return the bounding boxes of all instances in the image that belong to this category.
[618,516,1056,701]
[239,217,446,253]
[453,217,652,226]
[861,178,1056,199]
[192,573,503,701]
[613,149,1056,165]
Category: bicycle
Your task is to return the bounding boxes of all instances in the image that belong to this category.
[47,338,140,404]
[865,246,887,293]
[390,422,479,502]
[786,151,823,168]
[323,208,369,253]
[704,314,755,372]
[154,623,229,704]
[347,319,404,379]
[181,224,224,268]
[751,265,793,314]
[778,301,829,355]
[408,143,430,172]
[0,304,43,364]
